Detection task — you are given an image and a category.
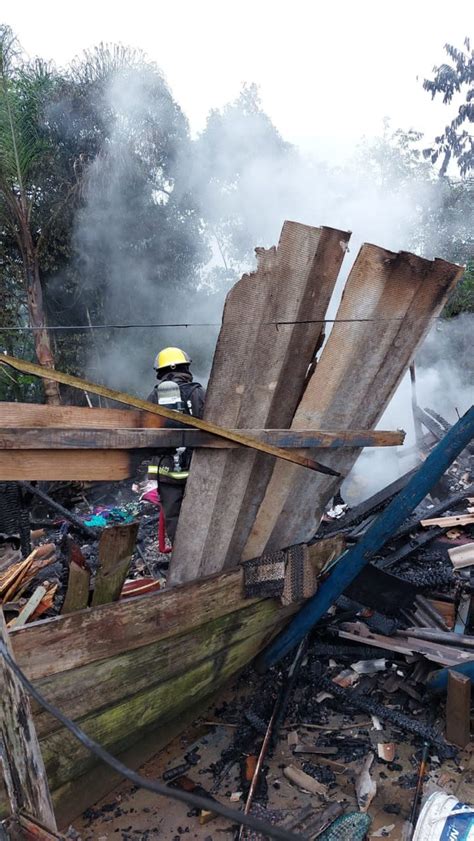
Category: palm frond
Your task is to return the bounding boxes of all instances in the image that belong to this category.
[0,25,53,203]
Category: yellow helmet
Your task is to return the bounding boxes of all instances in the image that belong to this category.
[154,347,191,371]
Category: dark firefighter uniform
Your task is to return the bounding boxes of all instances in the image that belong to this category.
[147,347,205,544]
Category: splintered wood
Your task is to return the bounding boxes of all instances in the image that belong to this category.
[92,523,139,606]
[0,611,57,830]
[170,222,350,583]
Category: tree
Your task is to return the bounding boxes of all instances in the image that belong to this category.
[0,26,61,403]
[423,38,474,176]
[195,84,293,273]
[40,44,209,394]
[354,126,474,320]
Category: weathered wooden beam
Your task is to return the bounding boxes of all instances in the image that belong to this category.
[61,562,90,615]
[50,692,221,828]
[31,600,289,741]
[0,427,405,450]
[243,247,463,559]
[0,403,165,429]
[91,523,138,607]
[0,611,57,829]
[40,630,278,793]
[415,406,446,441]
[170,222,351,583]
[0,355,339,476]
[8,586,48,629]
[0,533,342,820]
[421,513,474,528]
[0,450,131,481]
[9,567,250,681]
[446,670,471,747]
[9,533,345,683]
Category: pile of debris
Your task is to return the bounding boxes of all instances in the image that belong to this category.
[77,616,473,841]
[75,408,474,840]
[0,465,171,626]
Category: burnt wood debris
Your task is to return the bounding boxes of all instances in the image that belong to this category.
[0,219,472,840]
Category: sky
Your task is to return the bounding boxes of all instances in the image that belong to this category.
[5,0,472,159]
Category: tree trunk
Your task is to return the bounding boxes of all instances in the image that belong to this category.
[22,231,61,405]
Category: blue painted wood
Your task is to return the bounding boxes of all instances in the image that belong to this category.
[427,661,474,694]
[259,405,474,671]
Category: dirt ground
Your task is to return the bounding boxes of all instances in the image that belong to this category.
[74,681,474,841]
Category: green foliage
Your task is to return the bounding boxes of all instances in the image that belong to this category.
[41,43,210,390]
[444,258,474,317]
[195,83,292,269]
[1,27,473,405]
[0,28,39,188]
[423,38,474,175]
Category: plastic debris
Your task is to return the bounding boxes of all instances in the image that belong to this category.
[318,812,372,840]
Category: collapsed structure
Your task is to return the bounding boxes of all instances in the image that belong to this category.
[0,220,472,841]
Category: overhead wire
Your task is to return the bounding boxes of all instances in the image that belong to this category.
[0,641,303,841]
[0,314,446,332]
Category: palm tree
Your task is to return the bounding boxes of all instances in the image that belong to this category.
[0,25,60,403]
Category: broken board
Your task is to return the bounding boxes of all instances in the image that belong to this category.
[170,222,350,583]
[242,246,462,557]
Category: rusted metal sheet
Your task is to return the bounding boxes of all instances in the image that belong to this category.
[169,222,350,584]
[243,246,463,558]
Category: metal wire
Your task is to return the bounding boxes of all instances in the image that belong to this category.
[0,315,445,332]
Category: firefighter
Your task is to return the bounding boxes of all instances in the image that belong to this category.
[147,347,205,544]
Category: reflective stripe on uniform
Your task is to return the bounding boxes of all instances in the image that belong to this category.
[147,465,189,481]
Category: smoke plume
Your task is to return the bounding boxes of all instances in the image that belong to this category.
[70,68,472,501]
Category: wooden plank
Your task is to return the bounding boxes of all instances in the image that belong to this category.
[39,627,282,792]
[91,523,138,606]
[61,562,90,615]
[50,691,220,828]
[1,604,291,823]
[9,568,248,680]
[0,450,132,481]
[243,246,463,558]
[0,427,404,450]
[446,670,471,747]
[337,628,464,666]
[9,534,343,681]
[0,356,340,477]
[170,223,351,583]
[0,611,57,829]
[0,403,165,429]
[421,514,474,528]
[2,537,337,820]
[260,407,474,670]
[8,585,48,629]
[415,406,446,440]
[32,599,291,740]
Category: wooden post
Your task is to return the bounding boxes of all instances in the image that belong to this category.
[0,611,57,829]
[409,362,424,451]
[92,522,139,606]
[446,670,471,747]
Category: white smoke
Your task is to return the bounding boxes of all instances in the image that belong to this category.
[70,68,472,501]
[343,315,474,503]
